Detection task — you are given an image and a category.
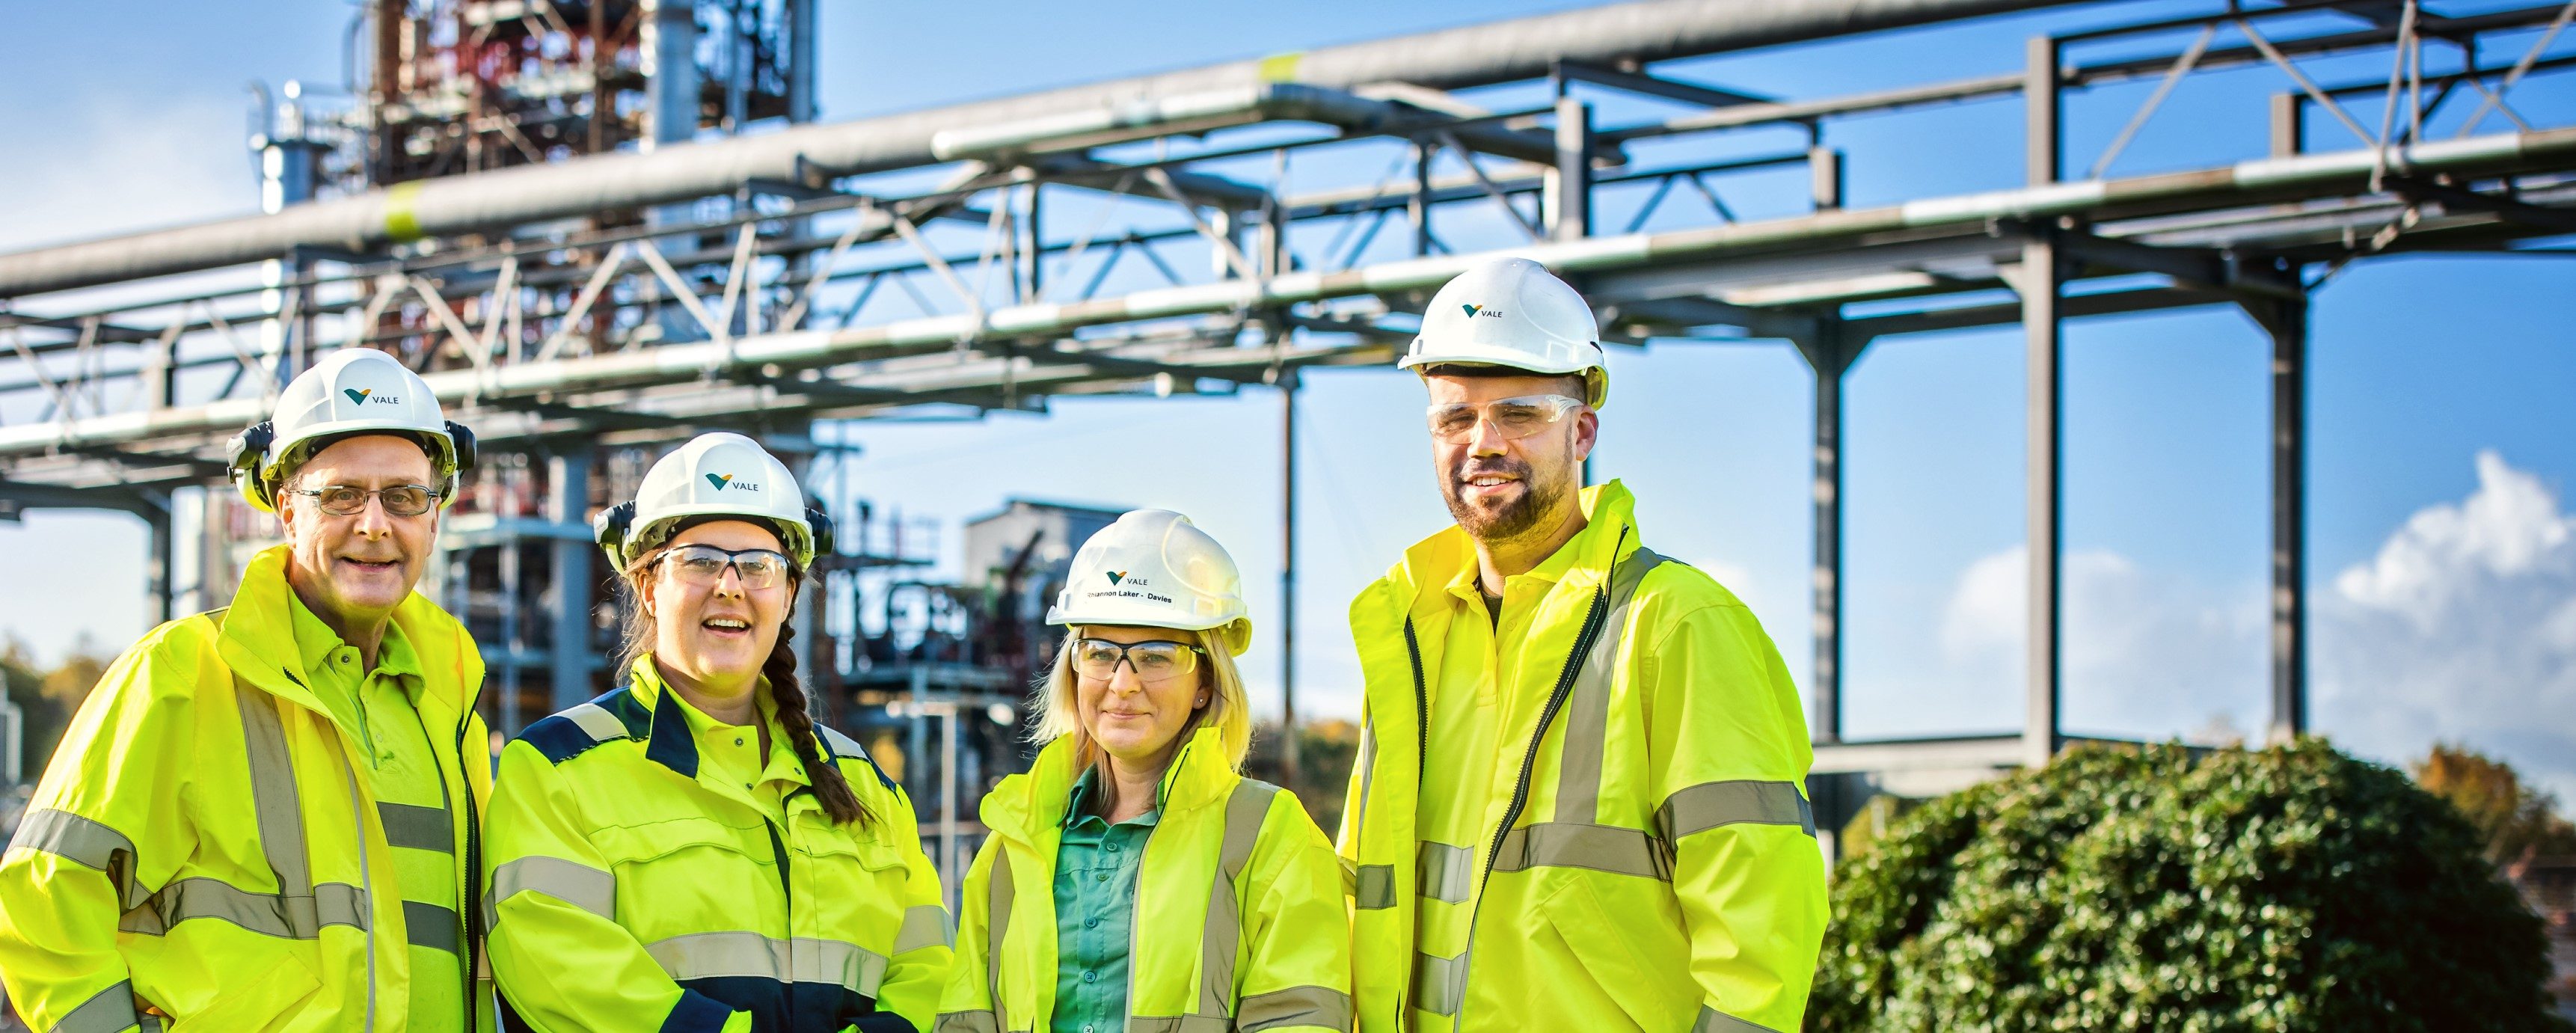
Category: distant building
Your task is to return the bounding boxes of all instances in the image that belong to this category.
[2509,855,2576,1017]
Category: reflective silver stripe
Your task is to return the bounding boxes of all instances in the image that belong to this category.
[233,678,312,903]
[1658,780,1817,840]
[54,979,143,1033]
[404,900,461,953]
[9,809,135,871]
[1411,950,1468,1017]
[931,1013,999,1033]
[642,931,890,996]
[1197,780,1280,1018]
[817,723,868,759]
[1351,865,1395,910]
[561,702,628,744]
[1414,841,1473,904]
[1126,1017,1231,1033]
[987,855,1014,1032]
[1238,984,1354,1032]
[488,855,616,922]
[377,801,454,853]
[1489,823,1671,881]
[117,877,369,938]
[1693,1005,1785,1033]
[896,903,954,953]
[1555,547,1664,829]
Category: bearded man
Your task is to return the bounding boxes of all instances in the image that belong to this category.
[1334,257,1828,1033]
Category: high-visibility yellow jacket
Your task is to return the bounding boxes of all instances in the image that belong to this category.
[0,543,494,1033]
[1337,482,1830,1033]
[485,657,951,1033]
[936,726,1352,1033]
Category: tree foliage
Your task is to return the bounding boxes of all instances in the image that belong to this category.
[1810,740,2569,1032]
[2411,742,2576,865]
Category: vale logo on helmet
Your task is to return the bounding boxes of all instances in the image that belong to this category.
[1461,304,1502,319]
[703,473,762,492]
[1099,569,1171,604]
[341,387,401,405]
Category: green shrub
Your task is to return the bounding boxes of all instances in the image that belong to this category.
[1809,739,2570,1032]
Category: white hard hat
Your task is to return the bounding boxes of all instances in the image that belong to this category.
[1047,509,1252,656]
[1399,256,1608,408]
[227,348,475,512]
[593,432,831,569]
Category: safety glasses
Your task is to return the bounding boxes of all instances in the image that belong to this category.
[657,544,797,590]
[1425,393,1585,444]
[1070,637,1206,684]
[287,484,442,518]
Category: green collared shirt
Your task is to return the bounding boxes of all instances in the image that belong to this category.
[1052,765,1159,1033]
[285,590,464,1033]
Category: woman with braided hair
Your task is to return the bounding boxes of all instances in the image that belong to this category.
[486,432,951,1033]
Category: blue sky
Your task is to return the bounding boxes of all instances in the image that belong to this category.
[3,0,2573,794]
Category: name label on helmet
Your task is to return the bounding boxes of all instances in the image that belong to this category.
[342,387,402,405]
[704,473,763,492]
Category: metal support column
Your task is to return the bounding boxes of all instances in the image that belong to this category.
[1280,372,1301,788]
[2011,239,2064,770]
[141,491,175,625]
[2017,34,2064,770]
[1411,140,1435,257]
[548,450,594,712]
[785,0,819,125]
[1796,322,1849,745]
[2246,293,2309,743]
[1547,97,1594,241]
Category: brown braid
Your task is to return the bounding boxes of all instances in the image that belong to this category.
[765,622,870,827]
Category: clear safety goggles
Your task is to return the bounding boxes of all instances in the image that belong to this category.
[1425,393,1586,444]
[287,484,443,518]
[657,544,797,590]
[1071,637,1206,684]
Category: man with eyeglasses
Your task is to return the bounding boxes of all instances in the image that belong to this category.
[1335,257,1828,1033]
[0,348,498,1032]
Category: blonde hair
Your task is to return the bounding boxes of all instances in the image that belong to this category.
[1032,626,1251,773]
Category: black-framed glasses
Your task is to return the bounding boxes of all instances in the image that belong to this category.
[286,484,442,518]
[656,544,797,590]
[1070,638,1207,684]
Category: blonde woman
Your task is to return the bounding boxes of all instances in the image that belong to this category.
[485,432,950,1032]
[938,509,1351,1033]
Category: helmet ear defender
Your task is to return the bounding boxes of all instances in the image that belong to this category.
[227,421,279,509]
[804,507,835,561]
[593,500,638,568]
[445,420,479,476]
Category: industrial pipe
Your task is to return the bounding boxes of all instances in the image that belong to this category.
[2,126,2566,458]
[0,0,2085,298]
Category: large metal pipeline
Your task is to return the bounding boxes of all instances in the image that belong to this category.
[5,126,2566,459]
[0,0,2082,299]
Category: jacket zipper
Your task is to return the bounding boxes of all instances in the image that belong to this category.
[1404,619,1429,787]
[455,714,485,1032]
[765,821,795,1020]
[1452,539,1621,1028]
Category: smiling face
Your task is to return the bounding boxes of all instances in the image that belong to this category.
[642,519,792,699]
[279,434,441,628]
[1424,370,1597,547]
[1073,624,1211,771]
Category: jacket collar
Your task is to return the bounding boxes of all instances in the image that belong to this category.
[984,723,1236,845]
[620,655,720,780]
[1378,479,1641,621]
[217,544,482,722]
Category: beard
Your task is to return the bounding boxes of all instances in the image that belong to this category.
[1443,455,1576,545]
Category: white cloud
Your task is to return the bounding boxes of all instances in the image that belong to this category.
[1922,450,2576,800]
[1931,544,2268,744]
[2316,450,2576,800]
[2332,451,2575,632]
